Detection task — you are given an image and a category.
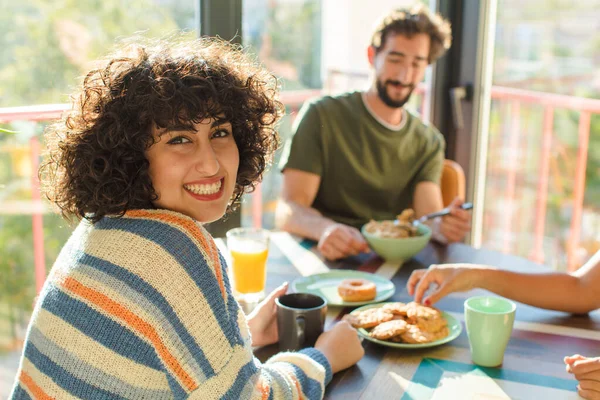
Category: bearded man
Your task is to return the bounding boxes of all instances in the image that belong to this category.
[277,4,471,260]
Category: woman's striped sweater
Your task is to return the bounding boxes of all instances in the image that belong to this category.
[10,209,332,399]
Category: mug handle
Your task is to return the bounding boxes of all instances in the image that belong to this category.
[296,316,305,347]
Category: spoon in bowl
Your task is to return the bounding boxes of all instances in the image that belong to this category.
[394,202,473,227]
[411,202,473,226]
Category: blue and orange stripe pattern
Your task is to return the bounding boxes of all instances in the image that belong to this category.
[10,209,331,399]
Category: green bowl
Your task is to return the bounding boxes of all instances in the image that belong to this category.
[361,223,432,262]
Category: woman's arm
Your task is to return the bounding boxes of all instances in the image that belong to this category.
[407,250,600,313]
[121,210,334,399]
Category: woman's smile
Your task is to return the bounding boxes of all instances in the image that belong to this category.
[183,177,225,201]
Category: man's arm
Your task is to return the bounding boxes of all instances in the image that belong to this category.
[413,181,471,243]
[276,169,368,260]
[275,169,334,241]
[412,181,444,217]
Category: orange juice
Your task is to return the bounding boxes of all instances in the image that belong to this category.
[229,240,269,294]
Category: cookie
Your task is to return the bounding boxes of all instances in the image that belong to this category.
[396,324,450,344]
[405,302,442,321]
[342,308,394,329]
[369,319,408,340]
[433,326,449,340]
[381,302,409,316]
[415,315,447,333]
[389,334,406,343]
[398,325,438,344]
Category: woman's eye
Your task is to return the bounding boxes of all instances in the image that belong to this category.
[166,136,191,145]
[212,129,231,139]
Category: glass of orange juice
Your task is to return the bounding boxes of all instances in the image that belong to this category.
[226,227,269,303]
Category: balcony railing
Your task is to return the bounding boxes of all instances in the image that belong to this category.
[488,87,600,270]
[1,85,599,294]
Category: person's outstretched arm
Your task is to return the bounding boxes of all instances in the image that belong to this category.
[276,168,368,260]
[407,250,600,314]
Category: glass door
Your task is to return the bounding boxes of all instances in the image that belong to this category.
[470,0,600,271]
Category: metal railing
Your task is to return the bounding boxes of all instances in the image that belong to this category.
[488,86,600,270]
[1,85,599,292]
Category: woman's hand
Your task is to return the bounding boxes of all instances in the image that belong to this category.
[407,264,482,305]
[565,354,600,399]
[315,321,364,373]
[246,282,288,347]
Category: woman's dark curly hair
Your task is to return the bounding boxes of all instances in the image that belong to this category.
[41,36,283,223]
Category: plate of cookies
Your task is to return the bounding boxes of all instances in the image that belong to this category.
[343,301,462,349]
[290,270,395,306]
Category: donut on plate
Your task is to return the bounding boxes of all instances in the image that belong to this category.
[337,278,377,302]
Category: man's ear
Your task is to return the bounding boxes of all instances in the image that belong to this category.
[367,46,377,67]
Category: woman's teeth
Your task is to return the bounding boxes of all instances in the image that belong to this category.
[184,181,222,195]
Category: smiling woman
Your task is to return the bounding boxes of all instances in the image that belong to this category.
[40,37,282,224]
[7,36,366,400]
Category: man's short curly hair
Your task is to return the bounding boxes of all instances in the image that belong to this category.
[41,37,283,223]
[370,4,452,63]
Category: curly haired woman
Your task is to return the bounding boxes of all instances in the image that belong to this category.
[10,37,363,399]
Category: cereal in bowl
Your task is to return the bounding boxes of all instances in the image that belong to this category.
[363,208,419,238]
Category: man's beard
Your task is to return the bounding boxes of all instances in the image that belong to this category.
[376,79,414,108]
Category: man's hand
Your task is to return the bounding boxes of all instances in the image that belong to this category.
[246,282,288,347]
[438,197,471,243]
[565,355,600,399]
[318,223,369,261]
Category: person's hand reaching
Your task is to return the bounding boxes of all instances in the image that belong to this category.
[407,264,480,305]
[246,282,288,347]
[565,354,600,399]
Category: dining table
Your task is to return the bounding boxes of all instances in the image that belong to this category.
[215,232,600,399]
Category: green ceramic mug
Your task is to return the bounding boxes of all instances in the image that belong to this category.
[464,296,516,367]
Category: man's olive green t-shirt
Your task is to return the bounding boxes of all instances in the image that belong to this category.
[279,91,445,229]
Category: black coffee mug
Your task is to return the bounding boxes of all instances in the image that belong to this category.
[276,293,327,351]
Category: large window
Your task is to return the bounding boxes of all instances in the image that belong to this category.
[476,0,600,270]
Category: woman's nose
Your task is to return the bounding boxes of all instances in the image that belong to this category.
[195,145,220,176]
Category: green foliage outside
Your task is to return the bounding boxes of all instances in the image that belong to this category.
[0,214,73,351]
[0,0,196,352]
[244,0,322,90]
[482,0,600,268]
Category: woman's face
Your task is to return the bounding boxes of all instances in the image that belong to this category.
[146,118,239,223]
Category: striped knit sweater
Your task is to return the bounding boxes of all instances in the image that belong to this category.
[10,209,332,399]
